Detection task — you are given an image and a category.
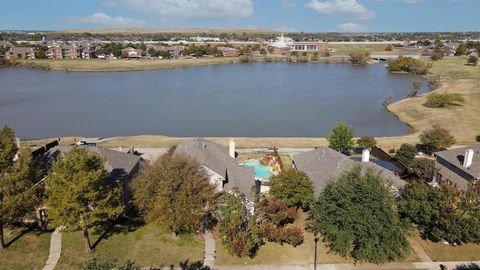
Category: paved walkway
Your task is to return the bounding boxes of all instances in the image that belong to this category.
[42,226,65,270]
[216,261,480,270]
[408,237,433,262]
[203,231,216,268]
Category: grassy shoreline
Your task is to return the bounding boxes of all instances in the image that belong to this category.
[388,57,480,145]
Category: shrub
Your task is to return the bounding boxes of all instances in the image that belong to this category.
[395,143,417,166]
[424,92,465,108]
[278,226,304,247]
[349,51,370,65]
[410,158,435,182]
[356,136,377,149]
[427,74,441,91]
[430,47,444,61]
[385,44,394,51]
[467,55,478,66]
[476,135,480,143]
[387,57,432,75]
[419,125,456,153]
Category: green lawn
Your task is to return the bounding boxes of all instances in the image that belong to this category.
[0,228,51,270]
[56,220,204,269]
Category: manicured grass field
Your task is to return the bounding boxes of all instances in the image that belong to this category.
[389,57,480,144]
[56,221,204,269]
[0,228,51,270]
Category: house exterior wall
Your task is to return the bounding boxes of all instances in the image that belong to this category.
[201,166,225,192]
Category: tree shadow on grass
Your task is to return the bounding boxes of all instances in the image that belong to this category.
[179,260,211,270]
[91,216,145,250]
[4,224,49,249]
[454,263,480,270]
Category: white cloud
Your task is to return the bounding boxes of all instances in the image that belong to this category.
[105,0,254,21]
[306,0,375,20]
[64,13,145,27]
[337,22,366,32]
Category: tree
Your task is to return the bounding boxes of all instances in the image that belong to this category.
[398,182,480,244]
[430,47,444,61]
[255,196,293,227]
[0,125,17,174]
[328,122,355,155]
[419,125,456,153]
[269,170,314,210]
[467,55,478,66]
[215,191,261,257]
[455,43,467,56]
[0,148,39,250]
[387,57,431,75]
[356,136,377,149]
[349,51,370,65]
[385,44,394,51]
[395,143,417,166]
[132,155,217,234]
[45,147,124,253]
[307,165,409,264]
[410,158,435,182]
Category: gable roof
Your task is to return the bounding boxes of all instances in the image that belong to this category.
[39,146,141,183]
[173,138,255,200]
[293,148,406,196]
[435,146,480,180]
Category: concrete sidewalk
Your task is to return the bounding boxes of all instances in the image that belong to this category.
[215,261,480,270]
[42,226,65,270]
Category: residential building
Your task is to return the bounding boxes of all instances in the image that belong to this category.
[121,47,143,58]
[5,47,36,60]
[37,145,143,206]
[173,138,256,206]
[434,146,480,190]
[218,47,240,57]
[292,148,406,196]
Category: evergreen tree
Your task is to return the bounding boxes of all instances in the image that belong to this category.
[45,147,123,253]
[0,148,39,250]
[395,143,417,166]
[308,165,410,264]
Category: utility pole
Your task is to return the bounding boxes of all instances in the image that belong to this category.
[314,235,319,270]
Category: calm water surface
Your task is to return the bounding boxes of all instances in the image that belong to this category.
[0,63,427,139]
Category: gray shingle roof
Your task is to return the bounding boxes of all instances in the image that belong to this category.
[40,146,141,183]
[435,146,480,180]
[293,148,406,196]
[173,138,255,200]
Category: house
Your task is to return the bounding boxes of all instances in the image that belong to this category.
[434,146,480,190]
[121,47,143,59]
[292,148,406,196]
[218,47,240,57]
[6,47,36,60]
[173,138,256,206]
[37,145,143,206]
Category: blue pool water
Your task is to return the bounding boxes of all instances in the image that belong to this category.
[242,160,273,179]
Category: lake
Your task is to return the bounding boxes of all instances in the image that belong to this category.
[0,63,428,139]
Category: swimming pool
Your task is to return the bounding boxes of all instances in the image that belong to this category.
[242,160,273,180]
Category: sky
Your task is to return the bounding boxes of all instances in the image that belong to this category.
[1,0,479,32]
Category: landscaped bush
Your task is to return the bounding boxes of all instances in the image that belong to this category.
[277,226,304,247]
[424,92,465,108]
[387,57,432,75]
[349,51,370,65]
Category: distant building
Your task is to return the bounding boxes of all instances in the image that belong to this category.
[121,47,143,58]
[434,146,480,190]
[268,34,328,52]
[5,47,36,60]
[292,148,406,196]
[218,47,240,57]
